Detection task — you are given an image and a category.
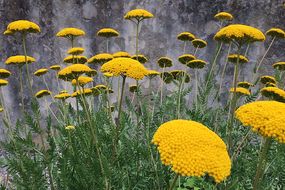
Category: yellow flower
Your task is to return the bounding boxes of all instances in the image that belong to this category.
[237,81,253,89]
[178,54,196,65]
[129,84,138,93]
[260,76,276,84]
[214,24,265,44]
[0,79,8,86]
[0,69,11,78]
[88,53,113,64]
[50,65,61,70]
[54,92,71,100]
[34,68,48,76]
[86,69,97,77]
[71,76,93,86]
[58,64,93,81]
[157,57,173,68]
[187,59,207,69]
[5,55,36,66]
[124,9,154,21]
[235,101,285,143]
[131,54,148,64]
[56,27,85,38]
[177,32,196,41]
[64,55,88,64]
[228,54,249,64]
[72,88,93,97]
[59,90,68,94]
[146,70,160,78]
[160,72,173,84]
[260,87,285,102]
[6,20,40,33]
[3,30,14,35]
[97,28,119,37]
[192,39,207,48]
[230,87,250,96]
[35,90,51,98]
[103,72,114,78]
[266,28,285,38]
[214,12,233,21]
[265,82,277,87]
[272,62,285,71]
[0,108,3,112]
[91,85,112,94]
[65,125,75,130]
[170,70,190,83]
[113,51,131,58]
[101,58,148,80]
[152,119,231,183]
[67,47,85,55]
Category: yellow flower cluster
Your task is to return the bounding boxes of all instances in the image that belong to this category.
[34,68,48,76]
[178,54,196,65]
[260,87,285,102]
[72,88,93,97]
[230,87,250,96]
[152,120,231,183]
[187,59,207,69]
[71,76,93,86]
[0,69,11,78]
[214,12,233,21]
[192,39,207,48]
[113,51,131,58]
[272,62,285,71]
[260,76,276,85]
[97,28,119,37]
[56,28,85,38]
[228,54,249,64]
[101,58,148,80]
[131,54,148,64]
[157,57,173,68]
[103,72,114,78]
[147,70,160,78]
[5,55,36,66]
[67,47,85,55]
[129,84,138,93]
[88,53,113,64]
[177,32,196,41]
[35,90,51,98]
[54,92,71,100]
[50,65,61,70]
[160,72,173,84]
[237,81,253,89]
[266,82,277,87]
[124,9,154,21]
[0,79,8,86]
[235,101,285,143]
[64,55,88,64]
[6,20,40,34]
[170,70,190,83]
[3,30,13,35]
[65,125,75,130]
[58,64,93,81]
[214,24,265,44]
[266,28,285,38]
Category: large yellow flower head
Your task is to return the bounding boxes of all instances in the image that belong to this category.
[157,57,173,68]
[272,62,285,71]
[6,20,40,33]
[192,39,207,48]
[34,68,48,77]
[237,81,253,89]
[5,55,36,66]
[230,87,250,96]
[178,54,196,65]
[131,54,148,64]
[0,79,8,87]
[228,54,249,64]
[101,58,148,80]
[214,12,233,21]
[71,76,93,86]
[160,72,173,84]
[214,24,265,44]
[97,28,119,38]
[54,92,71,100]
[266,28,285,38]
[0,69,11,78]
[177,32,196,41]
[113,51,131,58]
[35,90,51,98]
[152,120,231,183]
[124,9,154,21]
[64,55,88,64]
[58,64,93,81]
[260,75,276,84]
[88,53,113,64]
[235,101,285,143]
[56,27,85,38]
[187,59,207,69]
[67,47,85,55]
[260,87,285,102]
[50,65,61,70]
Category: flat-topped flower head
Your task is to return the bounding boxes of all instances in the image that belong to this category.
[230,87,250,96]
[103,72,114,78]
[35,90,51,98]
[178,54,196,65]
[131,54,148,64]
[170,70,190,83]
[260,75,276,84]
[64,55,88,64]
[237,81,253,89]
[50,65,61,70]
[124,9,154,21]
[65,125,75,130]
[34,68,48,76]
[157,57,173,68]
[97,28,119,38]
[59,90,68,94]
[214,12,233,21]
[7,20,40,33]
[228,54,249,64]
[67,47,85,55]
[160,72,173,84]
[146,70,160,79]
[113,51,131,58]
[152,119,231,183]
[5,55,36,66]
[235,101,285,143]
[3,30,14,35]
[273,62,285,71]
[72,88,93,97]
[266,28,285,38]
[129,84,138,93]
[101,58,148,80]
[265,82,277,87]
[0,69,11,78]
[261,87,285,102]
[192,39,207,48]
[54,92,71,100]
[71,76,93,86]
[177,32,196,41]
[58,64,93,81]
[187,59,207,69]
[92,84,113,95]
[86,69,97,77]
[0,108,3,112]
[0,79,8,87]
[88,53,113,64]
[56,27,85,38]
[214,24,265,44]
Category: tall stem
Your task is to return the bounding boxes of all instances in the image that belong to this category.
[195,69,198,111]
[183,41,186,54]
[106,38,109,53]
[176,78,183,119]
[168,173,179,190]
[22,33,33,94]
[19,66,25,112]
[116,76,126,144]
[160,67,166,106]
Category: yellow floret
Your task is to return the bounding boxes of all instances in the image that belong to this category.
[56,27,85,38]
[0,79,8,86]
[34,68,48,76]
[97,28,119,37]
[177,32,196,41]
[88,53,113,64]
[0,69,11,78]
[71,76,93,86]
[35,90,51,98]
[5,55,36,65]
[214,12,233,21]
[67,47,85,55]
[266,28,285,38]
[7,20,40,33]
[113,51,131,58]
[124,9,154,20]
[230,87,250,96]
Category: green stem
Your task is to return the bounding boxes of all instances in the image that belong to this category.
[168,173,179,190]
[183,41,186,54]
[106,38,109,53]
[176,77,183,119]
[160,67,166,106]
[195,69,198,111]
[19,66,25,112]
[116,76,126,145]
[22,33,33,95]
